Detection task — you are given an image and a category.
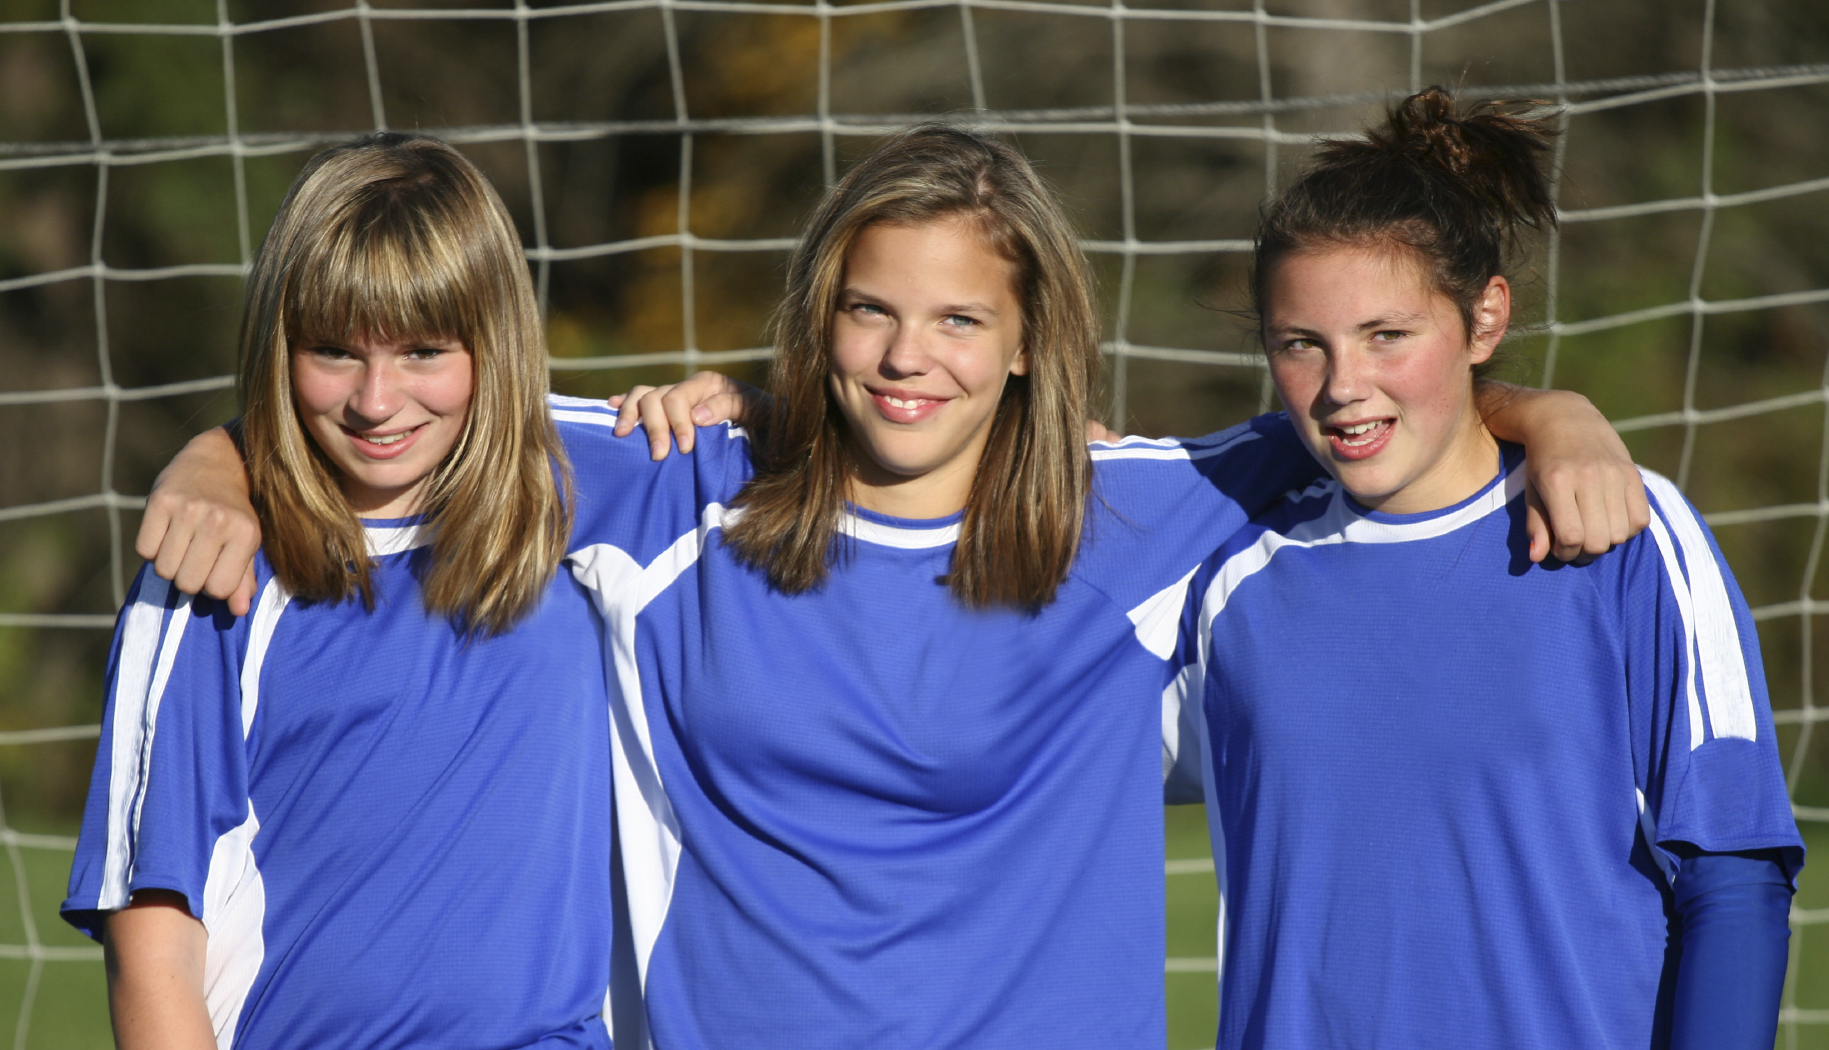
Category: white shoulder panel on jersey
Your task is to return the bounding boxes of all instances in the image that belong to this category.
[567,501,736,1008]
[1639,470,1757,747]
[1128,564,1199,661]
[238,580,292,737]
[101,575,192,910]
[206,574,288,1047]
[203,802,266,1050]
[1197,466,1524,639]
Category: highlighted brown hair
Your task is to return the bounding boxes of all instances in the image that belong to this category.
[238,133,570,635]
[726,124,1101,610]
[1250,87,1558,348]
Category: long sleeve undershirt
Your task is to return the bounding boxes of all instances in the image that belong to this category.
[1669,847,1794,1050]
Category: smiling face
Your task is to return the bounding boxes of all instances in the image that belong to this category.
[291,334,474,517]
[1264,244,1508,514]
[828,217,1028,518]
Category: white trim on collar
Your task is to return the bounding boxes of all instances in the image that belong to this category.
[838,512,960,550]
[364,522,434,557]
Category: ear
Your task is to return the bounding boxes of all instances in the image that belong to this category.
[1009,342,1030,377]
[1468,276,1510,365]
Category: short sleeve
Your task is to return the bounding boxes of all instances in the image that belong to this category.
[550,394,754,566]
[62,565,257,940]
[1082,412,1323,616]
[1621,471,1804,882]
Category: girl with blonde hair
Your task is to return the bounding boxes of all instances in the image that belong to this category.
[63,134,613,1050]
[139,123,1641,1049]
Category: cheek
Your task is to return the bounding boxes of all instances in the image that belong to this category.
[1267,354,1323,410]
[949,337,1023,398]
[289,359,347,418]
[1388,342,1473,414]
[421,365,474,418]
[828,324,878,383]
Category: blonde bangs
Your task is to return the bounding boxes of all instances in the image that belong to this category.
[282,188,479,355]
[240,133,570,636]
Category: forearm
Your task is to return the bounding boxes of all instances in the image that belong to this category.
[1473,381,1600,445]
[138,424,262,611]
[1670,850,1793,1050]
[164,424,250,499]
[105,894,215,1050]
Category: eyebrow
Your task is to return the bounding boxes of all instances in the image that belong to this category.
[939,302,998,317]
[1266,312,1431,338]
[838,287,999,318]
[1356,312,1429,330]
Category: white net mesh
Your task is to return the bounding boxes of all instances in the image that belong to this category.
[0,0,1826,1046]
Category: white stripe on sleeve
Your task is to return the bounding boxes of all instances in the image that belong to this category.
[100,575,191,910]
[1641,471,1757,745]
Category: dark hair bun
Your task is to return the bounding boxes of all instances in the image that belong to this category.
[1365,87,1558,235]
[1250,86,1560,344]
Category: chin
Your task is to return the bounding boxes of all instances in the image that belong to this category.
[1333,467,1402,506]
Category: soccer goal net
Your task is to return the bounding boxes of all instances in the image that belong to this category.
[0,0,1826,1047]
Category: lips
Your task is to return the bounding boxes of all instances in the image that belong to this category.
[869,389,948,425]
[342,423,425,460]
[1324,418,1393,461]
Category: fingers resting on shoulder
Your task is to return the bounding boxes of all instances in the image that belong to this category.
[136,427,261,616]
[609,370,758,460]
[1524,447,1652,565]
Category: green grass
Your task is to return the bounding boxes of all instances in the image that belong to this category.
[0,838,111,1050]
[1165,805,1829,1050]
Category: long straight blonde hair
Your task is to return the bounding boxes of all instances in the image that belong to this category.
[239,133,570,636]
[727,124,1101,610]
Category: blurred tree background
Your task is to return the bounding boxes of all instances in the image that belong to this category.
[0,0,1826,1046]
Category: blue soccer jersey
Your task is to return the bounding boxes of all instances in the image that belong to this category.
[1177,445,1804,1050]
[547,395,1322,1050]
[64,518,614,1050]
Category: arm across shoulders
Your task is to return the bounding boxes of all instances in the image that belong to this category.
[549,394,755,562]
[1081,413,1324,600]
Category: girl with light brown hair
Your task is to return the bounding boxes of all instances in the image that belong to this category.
[136,123,1642,1049]
[61,134,613,1050]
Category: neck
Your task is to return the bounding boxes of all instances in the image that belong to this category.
[1351,415,1501,516]
[846,451,980,521]
[343,479,430,519]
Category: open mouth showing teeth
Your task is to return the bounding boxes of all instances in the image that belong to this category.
[1329,420,1390,447]
[359,429,413,446]
[882,395,928,409]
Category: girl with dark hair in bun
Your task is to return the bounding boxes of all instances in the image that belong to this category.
[1174,89,1802,1050]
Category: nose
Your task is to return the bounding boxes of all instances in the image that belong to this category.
[1322,344,1370,407]
[347,358,406,426]
[878,323,935,381]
